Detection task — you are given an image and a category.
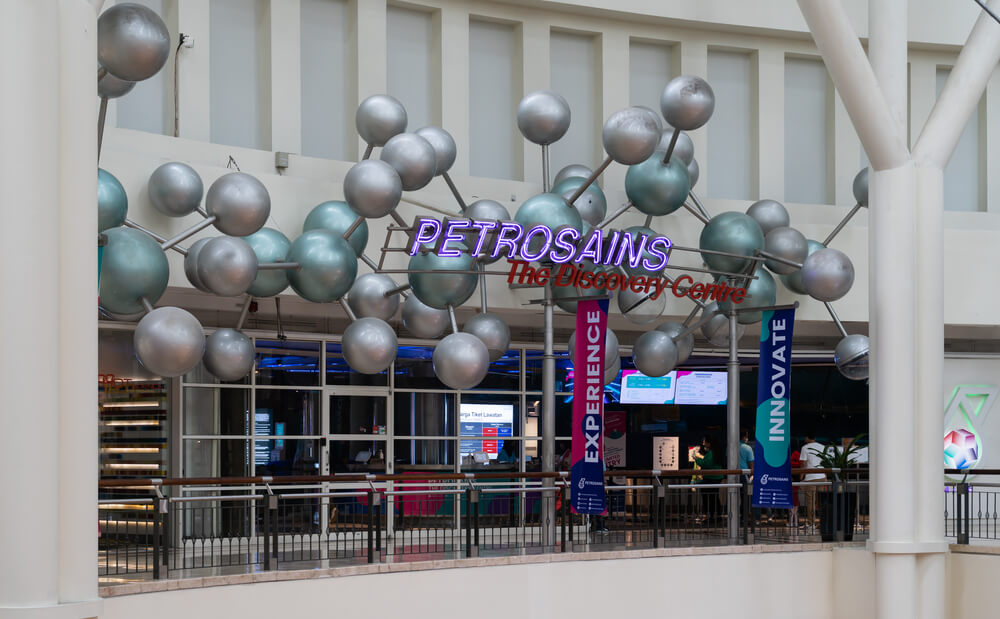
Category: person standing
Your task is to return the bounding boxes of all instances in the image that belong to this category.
[800,434,827,532]
[738,428,759,524]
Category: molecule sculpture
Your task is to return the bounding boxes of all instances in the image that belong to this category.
[96,4,870,387]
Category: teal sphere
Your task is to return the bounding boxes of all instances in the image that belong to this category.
[551,177,606,227]
[718,266,776,325]
[552,260,610,313]
[302,200,369,257]
[99,227,169,315]
[286,230,358,303]
[408,247,478,309]
[699,211,764,274]
[98,168,128,232]
[624,152,690,217]
[513,193,583,257]
[780,239,825,295]
[620,226,663,279]
[244,227,291,297]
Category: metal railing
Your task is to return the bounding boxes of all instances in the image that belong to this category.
[97,469,870,581]
[945,469,1000,544]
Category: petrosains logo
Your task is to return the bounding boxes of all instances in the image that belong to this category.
[760,474,769,486]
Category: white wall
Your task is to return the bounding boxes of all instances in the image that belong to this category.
[103,551,837,619]
[300,0,351,161]
[469,19,520,180]
[707,49,755,201]
[387,5,436,131]
[549,30,600,176]
[942,356,1000,477]
[784,56,831,205]
[98,0,1000,333]
[949,551,1000,619]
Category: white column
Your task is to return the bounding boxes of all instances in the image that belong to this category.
[58,0,99,604]
[353,0,387,159]
[268,0,302,155]
[0,1,100,616]
[175,0,211,141]
[439,4,469,176]
[757,48,784,200]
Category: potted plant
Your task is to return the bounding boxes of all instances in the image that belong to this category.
[811,434,866,541]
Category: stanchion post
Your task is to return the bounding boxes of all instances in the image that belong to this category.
[958,482,970,545]
[270,494,278,567]
[465,487,472,558]
[559,485,567,552]
[152,499,162,579]
[367,490,375,563]
[263,495,271,571]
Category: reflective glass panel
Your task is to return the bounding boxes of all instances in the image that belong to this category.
[326,342,388,387]
[255,389,320,436]
[393,391,456,437]
[183,387,251,435]
[253,439,320,476]
[329,394,388,435]
[329,439,388,474]
[255,340,320,386]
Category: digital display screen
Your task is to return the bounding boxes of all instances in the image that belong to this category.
[620,370,728,405]
[460,403,514,460]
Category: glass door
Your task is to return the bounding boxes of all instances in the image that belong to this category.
[323,390,391,476]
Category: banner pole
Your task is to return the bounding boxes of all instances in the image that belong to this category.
[726,311,741,543]
[542,280,556,548]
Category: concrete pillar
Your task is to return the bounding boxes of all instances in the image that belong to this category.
[0,0,100,617]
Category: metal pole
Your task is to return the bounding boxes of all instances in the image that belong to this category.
[661,127,681,164]
[542,145,551,192]
[822,203,863,246]
[726,311,740,543]
[97,96,108,160]
[566,156,612,205]
[160,216,217,251]
[478,264,487,313]
[441,172,468,212]
[542,281,556,548]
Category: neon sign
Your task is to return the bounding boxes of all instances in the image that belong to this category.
[406,216,748,303]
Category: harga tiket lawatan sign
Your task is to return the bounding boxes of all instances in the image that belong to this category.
[407,217,750,302]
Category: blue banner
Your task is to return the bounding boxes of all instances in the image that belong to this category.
[570,299,608,515]
[753,308,795,509]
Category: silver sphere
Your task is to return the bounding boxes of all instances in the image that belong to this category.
[552,176,606,227]
[380,132,437,191]
[660,75,715,131]
[551,260,611,313]
[98,3,170,82]
[347,273,401,321]
[133,307,205,378]
[699,211,765,274]
[196,236,259,297]
[835,334,870,381]
[602,107,661,165]
[763,227,809,275]
[688,158,700,188]
[402,294,450,339]
[286,230,359,303]
[244,228,291,297]
[148,162,204,217]
[183,238,211,293]
[658,128,695,165]
[433,332,491,390]
[746,199,790,236]
[205,172,271,236]
[655,321,694,365]
[632,330,679,378]
[801,247,855,302]
[617,286,666,325]
[341,317,398,374]
[605,357,621,386]
[553,164,592,186]
[343,160,402,219]
[98,72,135,99]
[633,105,664,132]
[701,303,746,348]
[779,239,824,295]
[203,328,254,381]
[513,193,584,256]
[415,126,457,175]
[568,328,619,370]
[853,167,869,207]
[99,227,169,314]
[303,201,368,256]
[356,94,407,146]
[516,91,571,145]
[463,199,511,264]
[98,168,128,232]
[463,313,511,362]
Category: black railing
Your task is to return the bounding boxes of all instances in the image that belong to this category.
[98,469,871,582]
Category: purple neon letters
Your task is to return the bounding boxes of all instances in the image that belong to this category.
[407,217,672,271]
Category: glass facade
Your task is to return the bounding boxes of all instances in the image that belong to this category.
[100,327,869,480]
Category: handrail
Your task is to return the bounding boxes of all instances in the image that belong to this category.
[99,468,874,489]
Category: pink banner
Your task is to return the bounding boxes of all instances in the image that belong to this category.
[571,299,608,514]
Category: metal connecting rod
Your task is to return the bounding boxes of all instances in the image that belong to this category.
[160,216,217,250]
[566,156,613,204]
[822,203,863,247]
